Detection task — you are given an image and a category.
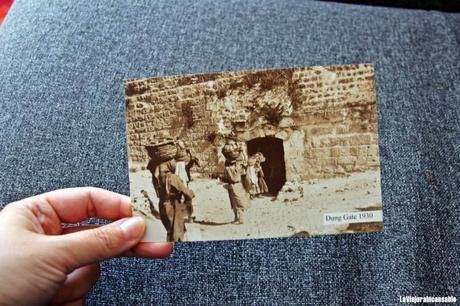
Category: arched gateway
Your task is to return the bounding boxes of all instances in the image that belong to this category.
[246,136,286,194]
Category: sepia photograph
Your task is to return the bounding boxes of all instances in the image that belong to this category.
[124,64,383,242]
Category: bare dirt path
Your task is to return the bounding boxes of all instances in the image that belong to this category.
[130,170,382,242]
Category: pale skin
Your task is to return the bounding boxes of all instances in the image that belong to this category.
[0,187,173,306]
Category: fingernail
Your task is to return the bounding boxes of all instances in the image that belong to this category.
[120,217,145,240]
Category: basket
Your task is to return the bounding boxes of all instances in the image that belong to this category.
[146,141,177,163]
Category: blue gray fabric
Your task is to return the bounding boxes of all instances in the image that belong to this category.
[322,0,460,12]
[0,0,459,304]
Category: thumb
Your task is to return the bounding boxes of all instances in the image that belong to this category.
[54,217,146,270]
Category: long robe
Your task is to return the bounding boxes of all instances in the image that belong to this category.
[225,163,250,212]
[246,165,260,196]
[256,165,269,194]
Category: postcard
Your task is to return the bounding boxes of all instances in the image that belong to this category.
[124,64,383,242]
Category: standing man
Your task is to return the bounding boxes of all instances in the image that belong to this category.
[255,152,269,195]
[223,139,250,224]
[157,157,195,241]
[246,157,260,199]
[175,140,196,223]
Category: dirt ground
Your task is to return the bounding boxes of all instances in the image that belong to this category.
[129,170,383,242]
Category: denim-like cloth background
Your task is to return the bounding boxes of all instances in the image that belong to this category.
[0,0,459,305]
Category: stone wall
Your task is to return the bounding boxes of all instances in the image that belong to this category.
[124,64,379,180]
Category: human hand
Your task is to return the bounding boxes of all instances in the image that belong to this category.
[0,187,173,306]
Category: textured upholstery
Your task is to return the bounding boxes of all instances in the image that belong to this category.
[0,1,458,304]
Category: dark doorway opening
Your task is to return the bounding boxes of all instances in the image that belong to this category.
[246,137,286,195]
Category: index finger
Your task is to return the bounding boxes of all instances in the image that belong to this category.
[35,187,132,223]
